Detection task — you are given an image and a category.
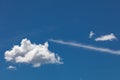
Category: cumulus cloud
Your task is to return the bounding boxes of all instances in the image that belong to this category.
[5,38,62,68]
[7,65,16,70]
[95,33,117,41]
[89,31,95,38]
[50,39,120,55]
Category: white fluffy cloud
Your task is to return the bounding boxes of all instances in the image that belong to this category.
[89,31,95,38]
[95,33,117,41]
[5,38,62,68]
[7,65,16,70]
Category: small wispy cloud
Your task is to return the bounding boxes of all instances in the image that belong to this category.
[7,65,16,70]
[95,33,117,41]
[89,31,95,38]
[50,39,120,55]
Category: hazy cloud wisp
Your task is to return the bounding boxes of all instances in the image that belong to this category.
[7,65,16,70]
[89,31,95,38]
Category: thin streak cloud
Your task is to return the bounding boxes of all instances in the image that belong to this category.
[49,39,120,55]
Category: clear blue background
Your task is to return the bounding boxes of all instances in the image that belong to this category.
[0,0,120,80]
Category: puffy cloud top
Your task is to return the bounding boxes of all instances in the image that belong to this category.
[5,38,62,67]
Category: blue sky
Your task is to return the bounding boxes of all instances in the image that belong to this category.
[0,0,120,80]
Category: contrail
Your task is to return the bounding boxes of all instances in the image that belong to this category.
[49,39,120,55]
